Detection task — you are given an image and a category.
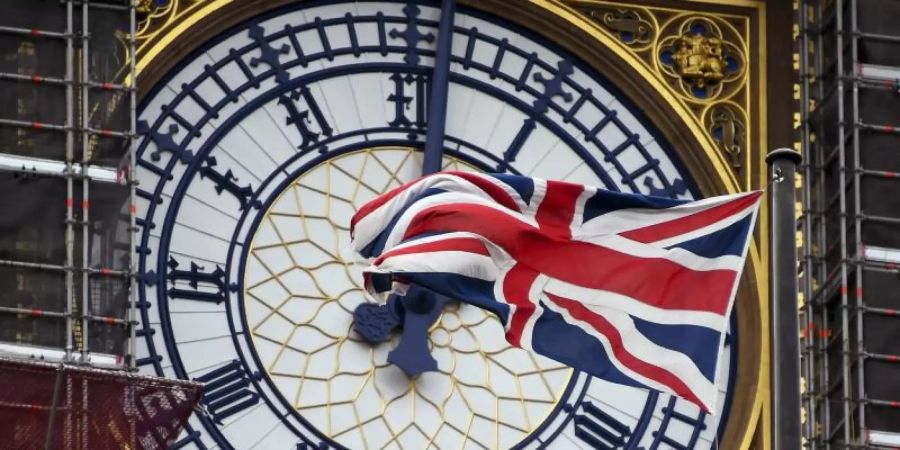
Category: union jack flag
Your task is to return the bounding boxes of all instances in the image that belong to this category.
[351,171,761,412]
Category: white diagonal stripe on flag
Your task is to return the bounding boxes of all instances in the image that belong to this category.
[543,278,726,331]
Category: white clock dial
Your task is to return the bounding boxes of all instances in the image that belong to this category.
[243,148,571,449]
[132,2,733,449]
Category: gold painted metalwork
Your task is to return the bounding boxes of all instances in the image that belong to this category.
[134,0,218,71]
[708,104,747,173]
[243,147,571,449]
[134,1,771,448]
[672,34,725,88]
[577,6,656,51]
[564,2,754,188]
[656,16,747,103]
[136,0,158,14]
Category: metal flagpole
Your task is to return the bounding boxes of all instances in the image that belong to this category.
[767,148,803,450]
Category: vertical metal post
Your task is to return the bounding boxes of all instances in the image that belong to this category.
[835,1,853,444]
[849,0,866,438]
[44,364,65,450]
[798,1,816,445]
[80,0,90,363]
[79,5,91,446]
[127,0,138,370]
[64,0,75,363]
[421,0,456,175]
[768,148,803,450]
[810,2,828,444]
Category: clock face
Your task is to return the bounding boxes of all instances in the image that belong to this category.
[134,2,736,449]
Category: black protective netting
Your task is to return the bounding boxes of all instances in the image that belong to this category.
[0,358,202,450]
[0,172,132,355]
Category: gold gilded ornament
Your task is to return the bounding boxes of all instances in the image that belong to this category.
[655,16,746,103]
[602,10,651,39]
[136,0,157,14]
[135,0,212,68]
[673,34,726,89]
[570,4,657,52]
[708,105,746,172]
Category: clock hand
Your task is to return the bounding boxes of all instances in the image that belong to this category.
[421,0,456,175]
[387,0,457,376]
[351,0,458,377]
[352,284,449,377]
[352,298,401,343]
[386,284,449,377]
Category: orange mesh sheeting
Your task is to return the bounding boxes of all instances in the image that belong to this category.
[0,357,202,450]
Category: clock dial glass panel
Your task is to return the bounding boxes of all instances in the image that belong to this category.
[133,2,735,449]
[244,148,571,449]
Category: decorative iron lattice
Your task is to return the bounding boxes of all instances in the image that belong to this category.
[243,147,572,448]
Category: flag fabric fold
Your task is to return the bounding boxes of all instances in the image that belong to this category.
[350,171,761,412]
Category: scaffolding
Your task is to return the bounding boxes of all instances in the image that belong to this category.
[0,2,203,448]
[0,0,136,367]
[799,0,900,447]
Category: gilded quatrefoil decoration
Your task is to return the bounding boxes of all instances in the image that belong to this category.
[657,16,746,102]
[563,2,756,184]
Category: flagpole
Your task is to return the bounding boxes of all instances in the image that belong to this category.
[766,148,803,450]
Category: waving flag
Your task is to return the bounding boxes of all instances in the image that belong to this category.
[351,171,761,412]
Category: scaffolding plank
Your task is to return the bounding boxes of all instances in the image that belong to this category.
[858,62,900,82]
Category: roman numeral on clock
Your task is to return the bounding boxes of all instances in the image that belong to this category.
[278,87,333,151]
[650,398,707,450]
[169,430,204,450]
[166,256,237,304]
[570,401,632,449]
[199,156,262,210]
[194,360,264,424]
[499,59,574,171]
[387,72,428,130]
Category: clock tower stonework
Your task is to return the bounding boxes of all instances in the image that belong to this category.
[131,1,792,448]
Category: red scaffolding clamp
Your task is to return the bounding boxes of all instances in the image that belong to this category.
[886,78,900,95]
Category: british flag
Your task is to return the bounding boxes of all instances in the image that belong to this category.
[351,171,761,412]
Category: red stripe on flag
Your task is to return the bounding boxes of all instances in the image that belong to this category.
[536,180,583,239]
[374,236,490,265]
[502,264,539,347]
[403,203,736,315]
[351,177,422,235]
[447,172,521,213]
[620,192,762,244]
[546,293,706,410]
[350,172,521,236]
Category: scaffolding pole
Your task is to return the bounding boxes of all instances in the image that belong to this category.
[834,1,853,444]
[127,0,137,371]
[798,0,818,445]
[64,0,75,365]
[79,0,90,365]
[801,0,900,447]
[849,0,867,440]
